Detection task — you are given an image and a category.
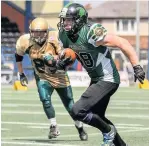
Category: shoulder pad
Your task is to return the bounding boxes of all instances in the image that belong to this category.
[16,34,30,56]
[47,31,58,42]
[87,23,107,42]
[47,31,62,54]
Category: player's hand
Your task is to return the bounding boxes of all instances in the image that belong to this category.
[133,65,145,84]
[43,53,54,63]
[43,53,56,67]
[57,55,73,70]
[19,73,28,86]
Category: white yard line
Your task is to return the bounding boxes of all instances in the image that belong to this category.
[2,127,149,141]
[111,100,149,105]
[116,123,143,126]
[2,121,50,126]
[2,98,149,104]
[2,104,63,107]
[109,107,149,110]
[2,121,144,129]
[1,121,90,127]
[1,128,10,131]
[28,125,142,129]
[2,103,149,110]
[117,90,149,93]
[1,121,142,126]
[1,141,79,146]
[1,98,58,101]
[1,89,146,93]
[106,114,149,119]
[120,127,149,133]
[2,111,60,115]
[2,111,149,119]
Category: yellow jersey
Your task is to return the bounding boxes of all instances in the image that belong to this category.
[16,31,70,88]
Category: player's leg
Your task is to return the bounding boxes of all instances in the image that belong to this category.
[92,90,127,146]
[36,79,60,138]
[71,81,119,145]
[56,86,88,141]
[103,118,127,146]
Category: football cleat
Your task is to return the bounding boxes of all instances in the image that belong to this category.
[101,125,116,146]
[48,125,60,139]
[75,125,88,141]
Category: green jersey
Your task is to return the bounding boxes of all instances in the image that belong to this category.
[59,23,120,84]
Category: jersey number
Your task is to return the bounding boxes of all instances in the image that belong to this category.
[33,59,45,73]
[79,52,94,68]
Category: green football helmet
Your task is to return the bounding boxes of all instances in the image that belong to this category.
[58,3,88,36]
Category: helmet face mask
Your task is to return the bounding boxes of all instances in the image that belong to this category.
[58,3,88,36]
[29,18,49,45]
[62,18,75,32]
[30,30,48,45]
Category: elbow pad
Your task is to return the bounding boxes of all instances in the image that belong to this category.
[15,53,23,62]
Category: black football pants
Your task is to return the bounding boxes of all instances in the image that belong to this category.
[71,80,126,146]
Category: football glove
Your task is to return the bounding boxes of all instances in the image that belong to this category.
[19,73,28,86]
[43,53,55,66]
[56,55,73,70]
[133,65,145,84]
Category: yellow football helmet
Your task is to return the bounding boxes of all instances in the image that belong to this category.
[29,17,49,45]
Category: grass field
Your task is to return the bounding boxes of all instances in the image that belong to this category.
[1,86,149,146]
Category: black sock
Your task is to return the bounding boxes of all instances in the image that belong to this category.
[88,114,111,133]
[114,133,127,146]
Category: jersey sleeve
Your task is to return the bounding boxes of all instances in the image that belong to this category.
[48,31,62,54]
[16,34,30,56]
[87,23,107,47]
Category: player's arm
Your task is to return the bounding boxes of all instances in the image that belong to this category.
[15,53,24,73]
[43,30,62,66]
[97,34,139,66]
[87,23,145,83]
[98,35,145,83]
[42,51,57,68]
[55,32,73,70]
[45,31,72,71]
[48,30,63,55]
[15,34,29,86]
[44,30,71,69]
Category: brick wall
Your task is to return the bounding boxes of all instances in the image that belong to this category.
[120,36,148,49]
[1,1,25,33]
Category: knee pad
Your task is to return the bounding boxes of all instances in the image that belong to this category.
[82,112,93,124]
[42,100,51,108]
[71,106,93,124]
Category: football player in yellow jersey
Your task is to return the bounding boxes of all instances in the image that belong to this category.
[15,17,88,140]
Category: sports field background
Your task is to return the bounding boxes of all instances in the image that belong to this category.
[1,86,149,146]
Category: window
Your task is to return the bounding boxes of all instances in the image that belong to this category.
[116,21,120,31]
[116,19,136,33]
[140,50,148,60]
[123,20,128,31]
[131,20,135,31]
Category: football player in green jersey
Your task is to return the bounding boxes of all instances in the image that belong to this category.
[57,2,145,146]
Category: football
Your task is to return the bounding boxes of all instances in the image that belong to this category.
[61,48,76,62]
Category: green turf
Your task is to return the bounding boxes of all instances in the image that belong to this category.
[1,86,149,146]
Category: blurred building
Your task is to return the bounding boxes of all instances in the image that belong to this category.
[1,1,67,32]
[88,1,149,50]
